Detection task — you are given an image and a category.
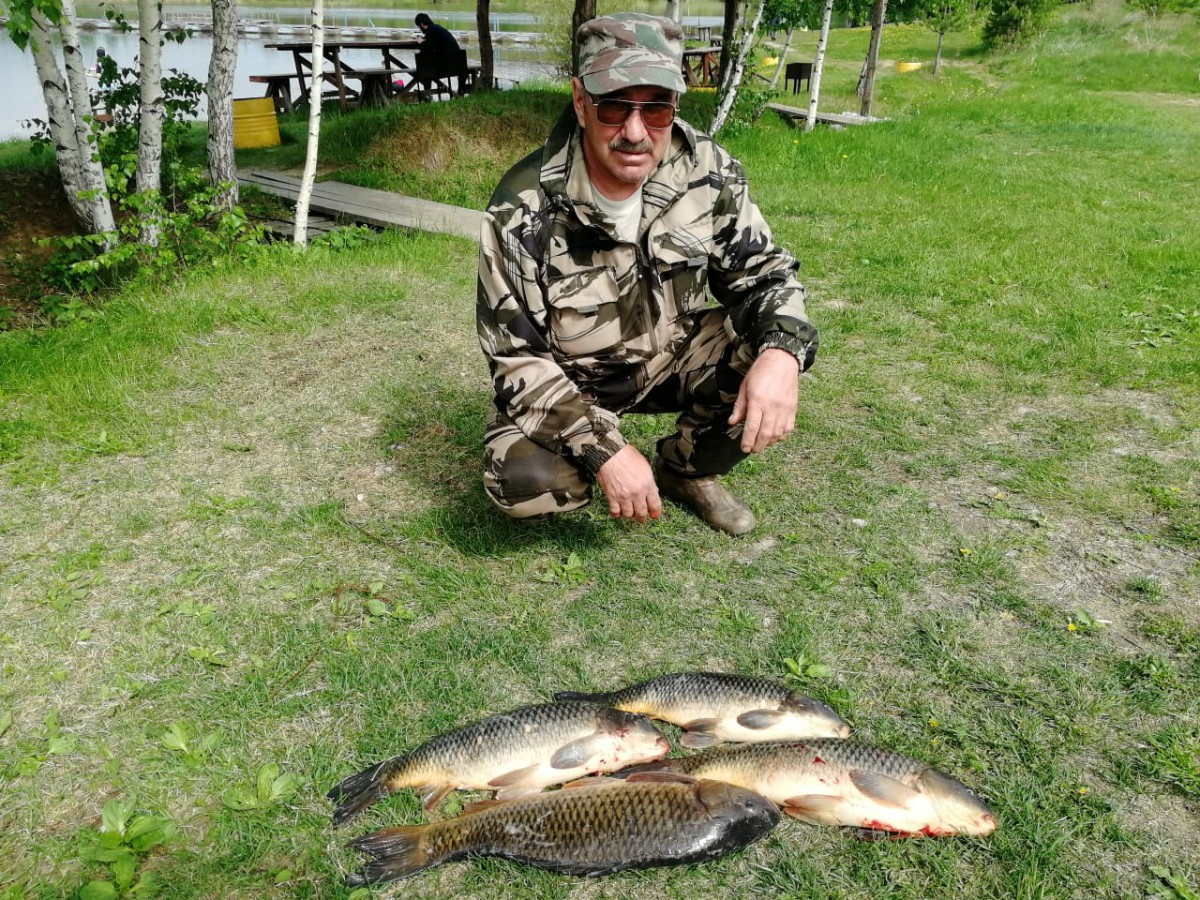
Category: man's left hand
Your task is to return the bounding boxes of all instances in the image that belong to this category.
[729,348,801,454]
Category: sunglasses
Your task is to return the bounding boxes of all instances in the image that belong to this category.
[587,94,677,130]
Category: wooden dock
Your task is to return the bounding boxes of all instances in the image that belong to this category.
[238,170,485,241]
[764,103,889,129]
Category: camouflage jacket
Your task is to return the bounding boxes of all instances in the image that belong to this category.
[476,105,818,476]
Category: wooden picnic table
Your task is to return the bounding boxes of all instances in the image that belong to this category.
[682,45,721,87]
[263,39,422,111]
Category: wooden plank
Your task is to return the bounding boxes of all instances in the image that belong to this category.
[764,102,889,128]
[238,170,485,240]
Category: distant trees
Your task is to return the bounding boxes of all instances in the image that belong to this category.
[982,0,1056,46]
[919,0,978,72]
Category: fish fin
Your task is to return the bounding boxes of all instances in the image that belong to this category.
[552,689,603,702]
[736,709,785,730]
[782,794,844,823]
[680,719,722,749]
[493,782,545,802]
[414,783,453,811]
[487,764,543,789]
[609,760,674,779]
[623,771,696,785]
[347,825,435,885]
[327,759,396,826]
[549,734,606,769]
[562,775,615,789]
[850,770,922,809]
[460,798,511,815]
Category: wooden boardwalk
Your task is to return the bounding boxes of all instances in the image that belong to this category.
[764,103,890,128]
[238,170,485,241]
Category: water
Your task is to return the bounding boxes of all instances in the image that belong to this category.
[0,2,726,142]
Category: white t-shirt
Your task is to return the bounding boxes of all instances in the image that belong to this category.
[591,183,643,243]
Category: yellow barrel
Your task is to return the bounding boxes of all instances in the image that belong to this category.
[232,97,280,149]
[895,60,923,73]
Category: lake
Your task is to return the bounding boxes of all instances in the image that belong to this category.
[0,2,727,142]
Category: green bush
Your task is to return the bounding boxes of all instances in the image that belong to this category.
[983,0,1059,46]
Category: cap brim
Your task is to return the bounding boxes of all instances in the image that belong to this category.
[580,63,687,96]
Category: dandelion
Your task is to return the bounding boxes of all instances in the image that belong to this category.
[959,547,972,556]
[1067,622,1078,632]
[928,718,939,728]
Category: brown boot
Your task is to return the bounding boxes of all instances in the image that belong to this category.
[654,459,757,536]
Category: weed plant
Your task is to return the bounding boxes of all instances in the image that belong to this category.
[1,3,1199,898]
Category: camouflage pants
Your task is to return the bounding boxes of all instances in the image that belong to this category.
[483,308,758,518]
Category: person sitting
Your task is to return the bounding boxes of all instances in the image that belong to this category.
[412,13,464,97]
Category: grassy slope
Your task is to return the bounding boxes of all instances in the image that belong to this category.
[2,4,1199,898]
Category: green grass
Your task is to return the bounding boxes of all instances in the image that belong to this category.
[3,2,1200,898]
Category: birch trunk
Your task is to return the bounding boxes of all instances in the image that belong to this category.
[708,0,765,136]
[136,0,166,245]
[294,0,325,246]
[664,0,681,22]
[859,0,887,117]
[805,0,835,134]
[475,0,494,90]
[769,27,794,89]
[207,0,239,209]
[29,4,114,236]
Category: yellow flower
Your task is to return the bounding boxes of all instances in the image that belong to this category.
[928,718,939,728]
[959,548,972,556]
[1067,622,1078,632]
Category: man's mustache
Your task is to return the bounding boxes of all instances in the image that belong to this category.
[609,138,653,153]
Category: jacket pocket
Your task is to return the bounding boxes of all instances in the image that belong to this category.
[545,266,624,359]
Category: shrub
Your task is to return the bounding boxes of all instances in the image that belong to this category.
[983,0,1059,46]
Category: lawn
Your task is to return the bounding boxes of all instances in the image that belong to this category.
[1,2,1198,898]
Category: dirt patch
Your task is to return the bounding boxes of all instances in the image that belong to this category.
[0,164,82,324]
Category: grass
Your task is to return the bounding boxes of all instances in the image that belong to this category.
[2,2,1200,898]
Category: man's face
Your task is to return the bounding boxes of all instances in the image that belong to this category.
[571,79,676,200]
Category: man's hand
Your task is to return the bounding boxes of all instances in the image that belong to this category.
[729,348,801,454]
[596,445,662,523]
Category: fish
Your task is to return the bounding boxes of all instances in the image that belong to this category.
[326,702,670,826]
[623,739,997,838]
[554,672,850,748]
[345,774,781,885]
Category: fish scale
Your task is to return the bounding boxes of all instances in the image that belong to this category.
[347,777,781,884]
[327,701,669,825]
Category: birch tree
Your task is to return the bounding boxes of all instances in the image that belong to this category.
[805,0,835,132]
[475,0,494,90]
[12,2,116,235]
[708,0,766,135]
[858,0,887,116]
[207,0,239,209]
[294,0,325,246]
[136,0,165,245]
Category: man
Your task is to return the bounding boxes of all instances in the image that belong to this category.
[414,13,461,58]
[476,13,817,536]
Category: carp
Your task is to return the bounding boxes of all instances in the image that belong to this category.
[629,739,997,837]
[345,775,780,885]
[327,701,669,825]
[554,672,850,747]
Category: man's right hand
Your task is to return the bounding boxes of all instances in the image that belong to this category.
[596,445,662,523]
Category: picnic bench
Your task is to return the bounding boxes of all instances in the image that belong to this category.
[764,102,890,128]
[249,73,303,114]
[681,46,721,87]
[262,39,423,111]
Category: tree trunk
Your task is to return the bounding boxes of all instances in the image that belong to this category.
[294,0,325,246]
[571,0,597,77]
[136,0,166,245]
[664,0,681,22]
[769,27,794,89]
[719,0,739,83]
[207,0,239,209]
[805,0,835,133]
[475,0,494,90]
[859,0,887,118]
[36,3,115,236]
[934,31,945,75]
[709,0,765,135]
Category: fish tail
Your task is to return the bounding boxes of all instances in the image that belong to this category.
[346,825,436,885]
[327,758,397,826]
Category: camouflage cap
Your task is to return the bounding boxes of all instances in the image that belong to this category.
[576,12,687,96]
